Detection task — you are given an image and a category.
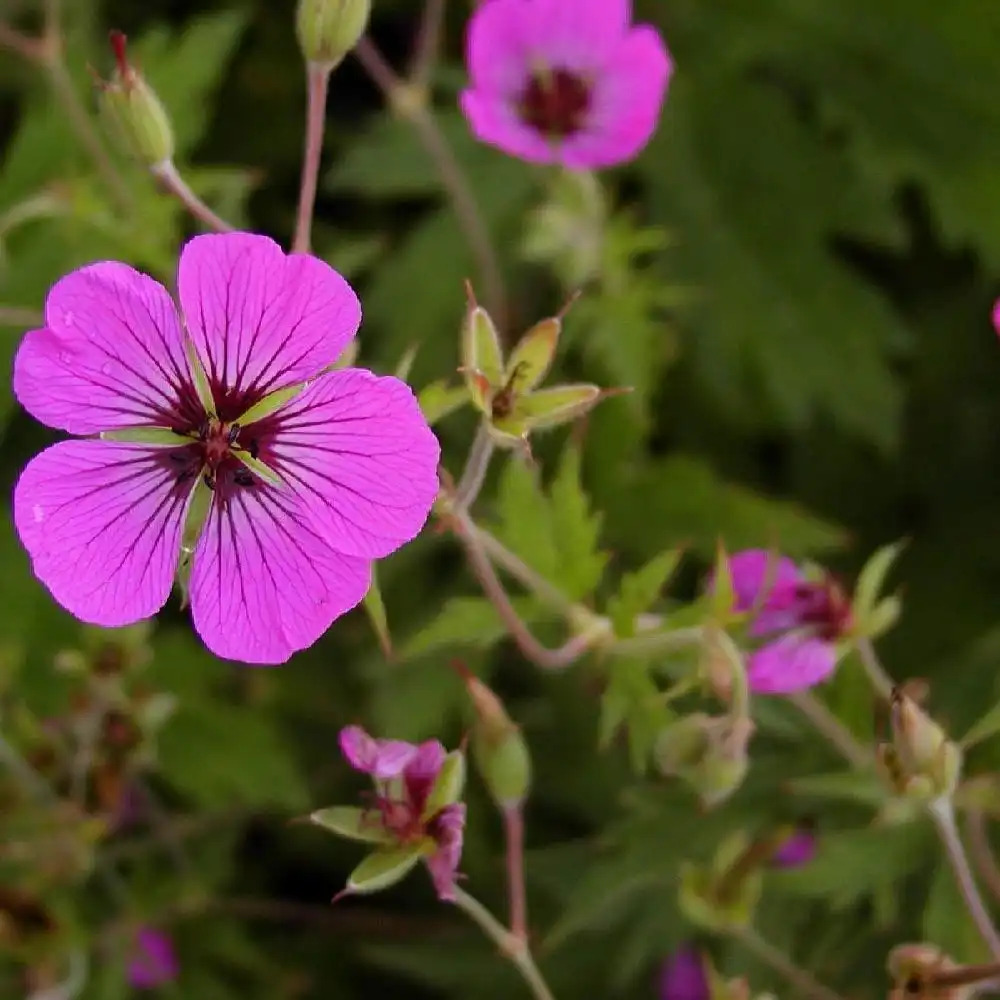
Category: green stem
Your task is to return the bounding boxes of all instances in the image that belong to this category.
[454,423,495,512]
[452,887,557,1000]
[502,803,528,941]
[292,62,332,253]
[152,161,234,233]
[855,637,894,699]
[930,798,1000,961]
[787,690,871,770]
[608,626,705,659]
[734,926,846,1000]
[353,37,507,330]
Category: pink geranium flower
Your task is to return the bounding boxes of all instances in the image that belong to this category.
[12,233,440,665]
[771,827,817,869]
[339,725,466,901]
[127,926,178,989]
[725,550,852,694]
[459,0,672,169]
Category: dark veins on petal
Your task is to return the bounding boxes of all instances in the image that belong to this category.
[518,67,593,139]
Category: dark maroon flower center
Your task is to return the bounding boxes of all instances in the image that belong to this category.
[369,793,426,844]
[789,581,852,641]
[165,414,262,499]
[518,68,592,139]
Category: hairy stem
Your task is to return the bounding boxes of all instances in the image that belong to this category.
[930,799,1000,961]
[734,926,846,1000]
[454,423,495,511]
[452,887,557,1000]
[855,637,894,699]
[456,511,596,670]
[353,37,506,327]
[152,161,235,233]
[787,690,871,770]
[409,0,447,90]
[503,803,528,941]
[966,808,1000,906]
[292,62,332,254]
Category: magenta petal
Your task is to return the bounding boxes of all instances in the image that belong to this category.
[177,233,360,405]
[464,0,534,96]
[459,90,559,164]
[658,947,709,1000]
[339,725,421,779]
[527,0,630,67]
[725,549,803,614]
[561,25,672,169]
[261,369,441,560]
[993,299,1000,337]
[127,927,178,989]
[426,803,466,902]
[747,635,836,694]
[188,487,371,664]
[13,263,190,434]
[13,441,189,627]
[771,829,817,869]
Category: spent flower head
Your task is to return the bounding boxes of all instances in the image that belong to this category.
[12,232,440,664]
[718,549,852,694]
[126,926,178,990]
[460,285,621,448]
[460,0,672,169]
[311,725,466,902]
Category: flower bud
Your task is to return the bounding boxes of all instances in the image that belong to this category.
[456,663,532,808]
[886,944,976,1000]
[98,32,174,166]
[296,0,372,67]
[878,688,962,802]
[655,713,752,809]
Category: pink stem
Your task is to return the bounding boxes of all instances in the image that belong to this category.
[292,63,331,254]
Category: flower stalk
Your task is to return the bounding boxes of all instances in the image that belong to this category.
[292,62,332,253]
[451,887,557,1000]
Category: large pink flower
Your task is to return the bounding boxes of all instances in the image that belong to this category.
[459,0,672,170]
[13,233,440,665]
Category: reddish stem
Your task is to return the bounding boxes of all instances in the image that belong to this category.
[503,803,528,942]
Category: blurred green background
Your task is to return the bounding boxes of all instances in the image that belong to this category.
[3,0,1000,997]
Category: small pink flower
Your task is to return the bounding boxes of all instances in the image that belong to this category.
[339,725,465,901]
[724,550,851,694]
[459,0,672,169]
[12,233,440,665]
[127,926,178,989]
[658,946,709,1000]
[993,299,1000,335]
[771,827,817,868]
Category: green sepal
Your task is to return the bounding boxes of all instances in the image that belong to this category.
[851,540,907,636]
[237,383,306,425]
[310,806,392,844]
[496,384,602,437]
[184,338,216,416]
[504,318,560,394]
[344,842,428,895]
[363,566,393,660]
[462,304,504,390]
[100,427,191,446]
[418,380,468,426]
[420,750,466,822]
[708,539,735,621]
[234,452,283,488]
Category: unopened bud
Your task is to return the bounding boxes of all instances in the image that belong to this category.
[886,944,980,1000]
[455,663,532,808]
[296,0,372,67]
[655,713,752,809]
[880,688,962,802]
[98,32,174,166]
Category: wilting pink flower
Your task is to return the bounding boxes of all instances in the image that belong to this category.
[12,233,440,665]
[724,550,851,694]
[659,946,709,1000]
[339,725,466,901]
[127,926,178,989]
[771,827,817,868]
[460,0,672,169]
